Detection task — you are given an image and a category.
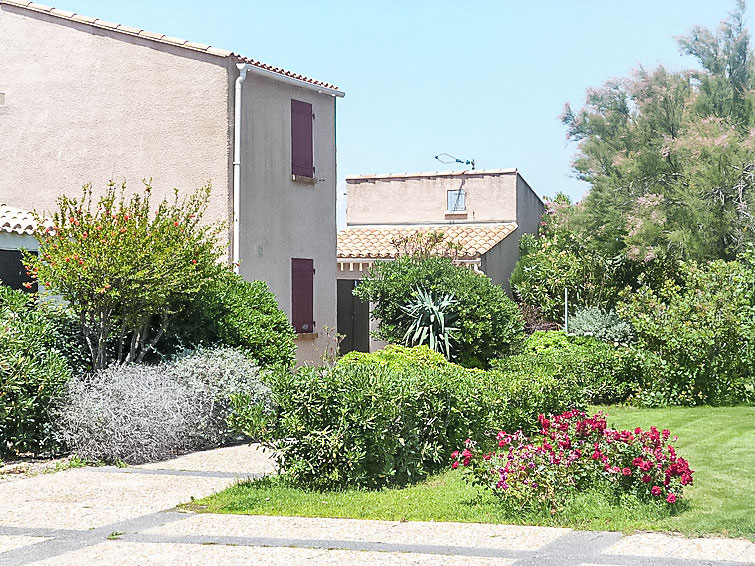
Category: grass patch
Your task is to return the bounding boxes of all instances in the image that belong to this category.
[186,406,754,539]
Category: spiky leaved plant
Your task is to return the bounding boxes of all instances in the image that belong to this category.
[400,288,458,360]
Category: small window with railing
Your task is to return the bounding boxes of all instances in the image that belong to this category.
[447,189,466,212]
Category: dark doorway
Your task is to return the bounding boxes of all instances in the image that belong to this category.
[337,279,370,354]
[0,249,36,292]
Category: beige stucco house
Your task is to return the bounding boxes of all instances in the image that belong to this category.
[336,169,543,353]
[0,1,344,364]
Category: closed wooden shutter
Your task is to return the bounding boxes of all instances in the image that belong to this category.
[291,99,314,178]
[292,258,314,333]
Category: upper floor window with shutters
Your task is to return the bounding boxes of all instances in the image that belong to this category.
[447,188,466,212]
[291,99,314,181]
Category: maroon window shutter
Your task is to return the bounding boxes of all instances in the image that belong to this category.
[292,258,314,333]
[291,99,314,178]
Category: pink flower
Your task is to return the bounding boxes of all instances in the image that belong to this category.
[452,461,459,469]
[622,468,631,476]
[641,474,651,483]
[666,493,677,504]
[651,486,662,496]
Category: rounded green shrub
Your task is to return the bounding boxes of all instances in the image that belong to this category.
[0,287,71,455]
[354,256,524,368]
[53,346,272,464]
[246,345,587,491]
[492,331,637,405]
[569,307,636,345]
[165,273,295,369]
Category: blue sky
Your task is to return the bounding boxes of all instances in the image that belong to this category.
[57,0,750,213]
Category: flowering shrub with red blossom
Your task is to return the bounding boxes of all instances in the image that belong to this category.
[24,181,224,369]
[452,410,693,513]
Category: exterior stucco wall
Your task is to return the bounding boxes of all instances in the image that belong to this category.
[515,175,545,237]
[346,172,518,226]
[237,71,337,365]
[480,175,543,295]
[480,233,520,295]
[0,6,233,243]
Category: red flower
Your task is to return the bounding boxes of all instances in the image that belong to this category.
[174,221,179,227]
[621,467,631,476]
[452,461,459,469]
[651,486,662,496]
[641,474,651,483]
[666,493,677,504]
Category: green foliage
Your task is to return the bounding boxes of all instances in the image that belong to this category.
[252,345,585,490]
[355,256,524,368]
[492,331,638,405]
[510,197,670,323]
[560,4,755,265]
[164,273,295,369]
[400,288,458,359]
[24,181,225,369]
[478,368,587,435]
[338,344,449,369]
[618,257,755,406]
[0,287,71,455]
[570,307,636,345]
[260,351,483,490]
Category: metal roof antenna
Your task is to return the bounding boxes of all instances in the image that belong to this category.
[434,153,475,170]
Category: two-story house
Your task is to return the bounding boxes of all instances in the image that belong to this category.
[336,168,543,353]
[0,0,344,363]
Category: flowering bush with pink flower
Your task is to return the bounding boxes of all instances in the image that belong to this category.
[452,410,693,513]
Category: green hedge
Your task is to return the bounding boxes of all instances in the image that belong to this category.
[164,273,296,369]
[1,287,71,455]
[492,331,638,405]
[253,345,585,490]
[618,259,755,406]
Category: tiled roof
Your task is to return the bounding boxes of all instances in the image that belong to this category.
[0,205,38,235]
[337,224,518,260]
[1,0,341,93]
[346,169,517,182]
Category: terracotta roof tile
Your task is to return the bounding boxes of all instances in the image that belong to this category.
[0,0,341,93]
[337,224,518,261]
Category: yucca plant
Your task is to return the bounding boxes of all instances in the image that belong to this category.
[400,288,458,359]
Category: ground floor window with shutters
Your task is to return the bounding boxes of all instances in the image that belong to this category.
[291,258,314,333]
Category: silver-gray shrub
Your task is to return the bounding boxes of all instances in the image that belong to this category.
[569,307,636,345]
[52,346,272,464]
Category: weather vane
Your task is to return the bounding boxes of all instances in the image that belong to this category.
[434,153,475,170]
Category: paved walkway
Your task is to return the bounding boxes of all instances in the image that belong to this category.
[0,445,752,565]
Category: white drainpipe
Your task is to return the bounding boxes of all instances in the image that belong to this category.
[232,63,249,274]
[231,62,344,273]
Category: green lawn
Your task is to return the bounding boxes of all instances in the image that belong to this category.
[185,406,755,539]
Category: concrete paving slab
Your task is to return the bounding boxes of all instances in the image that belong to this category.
[0,537,48,554]
[0,470,232,530]
[133,443,277,475]
[603,532,754,563]
[143,513,569,552]
[27,541,517,566]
